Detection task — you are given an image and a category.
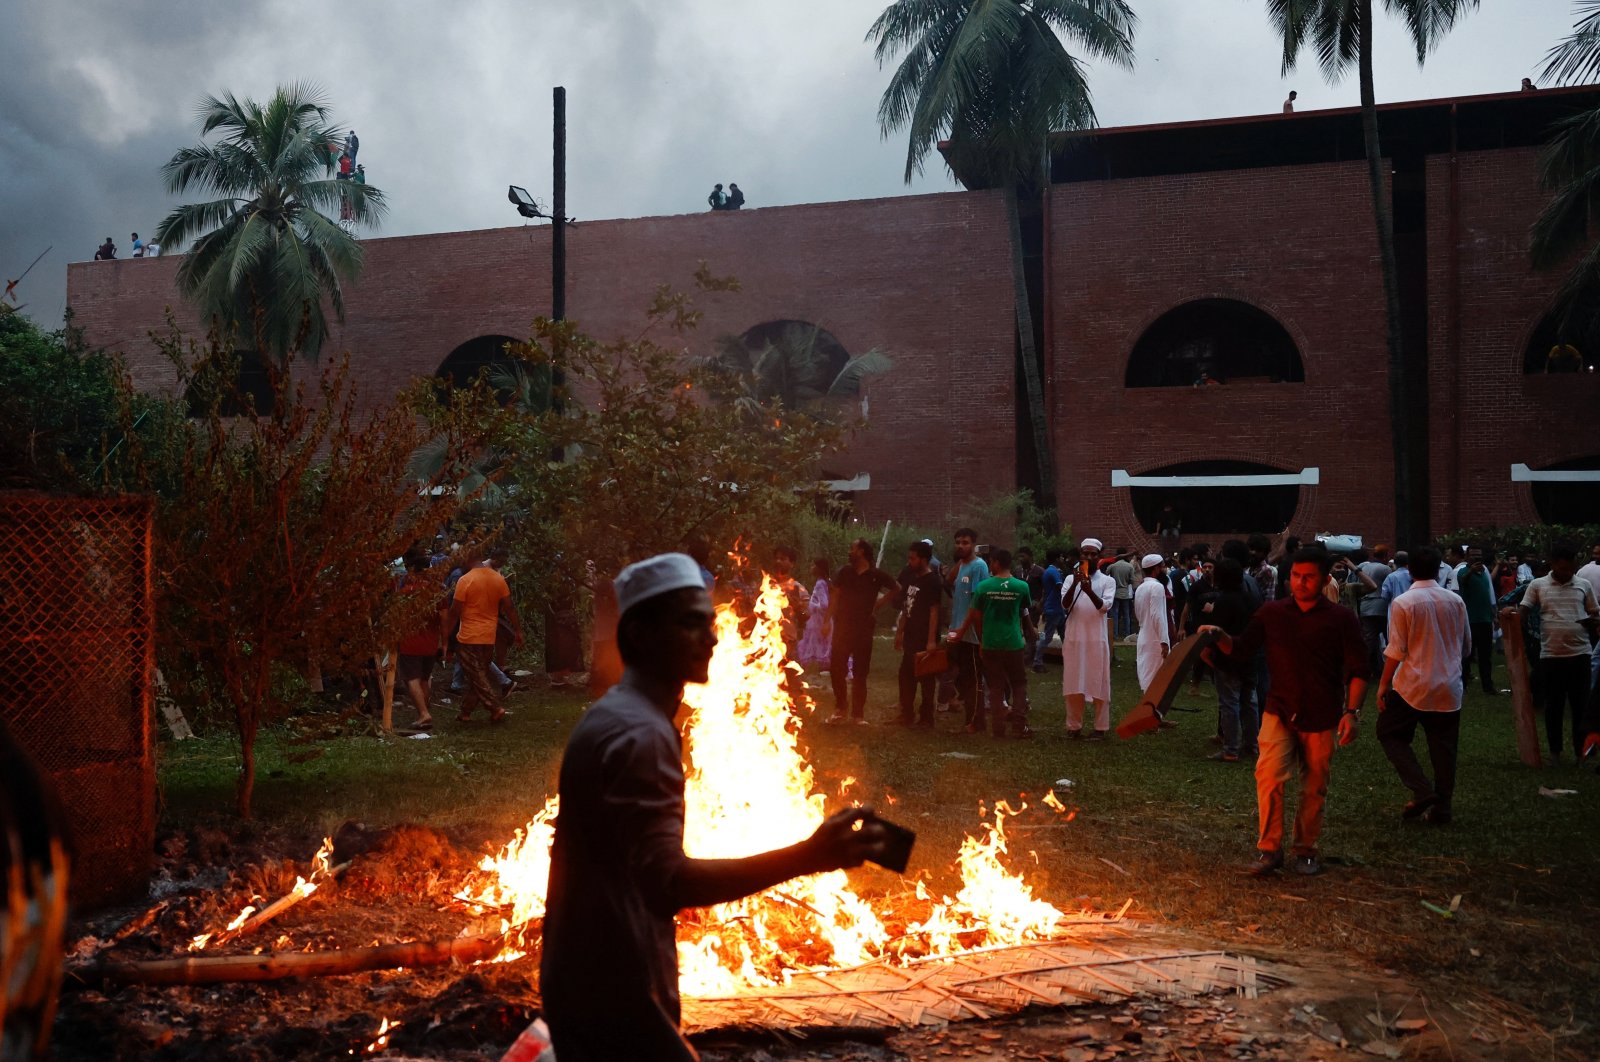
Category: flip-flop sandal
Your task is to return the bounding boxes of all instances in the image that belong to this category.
[415,719,435,730]
[489,708,509,725]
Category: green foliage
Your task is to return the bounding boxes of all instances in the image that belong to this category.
[1531,6,1600,343]
[0,305,186,492]
[704,323,892,424]
[1268,0,1480,79]
[155,83,385,366]
[1438,523,1600,558]
[1540,0,1600,86]
[867,0,1138,188]
[486,265,848,614]
[134,325,498,816]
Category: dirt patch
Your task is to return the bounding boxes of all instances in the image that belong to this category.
[54,823,1578,1061]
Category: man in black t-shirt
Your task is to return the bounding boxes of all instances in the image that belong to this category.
[1198,559,1260,761]
[894,541,944,727]
[827,538,898,724]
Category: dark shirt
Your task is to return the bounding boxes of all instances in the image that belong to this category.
[1198,589,1256,673]
[1015,563,1045,608]
[1224,596,1368,732]
[541,682,699,1061]
[897,568,943,652]
[1040,564,1065,616]
[832,564,897,639]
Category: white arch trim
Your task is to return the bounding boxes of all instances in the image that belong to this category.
[1510,463,1600,483]
[1111,468,1320,488]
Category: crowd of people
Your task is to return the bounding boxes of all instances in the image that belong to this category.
[93,232,160,260]
[770,530,1599,877]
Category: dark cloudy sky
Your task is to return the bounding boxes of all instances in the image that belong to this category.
[0,0,1579,327]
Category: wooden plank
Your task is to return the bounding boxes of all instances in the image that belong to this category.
[1496,609,1543,767]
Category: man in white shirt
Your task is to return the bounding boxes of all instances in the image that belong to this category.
[1133,554,1171,692]
[1061,538,1116,739]
[1521,543,1600,764]
[1377,547,1470,824]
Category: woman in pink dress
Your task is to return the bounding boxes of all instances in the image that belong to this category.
[796,558,833,669]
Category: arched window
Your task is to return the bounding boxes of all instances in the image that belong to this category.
[185,348,276,417]
[1529,456,1600,525]
[1126,299,1304,388]
[1128,460,1301,535]
[434,334,526,405]
[1522,311,1599,373]
[722,320,856,405]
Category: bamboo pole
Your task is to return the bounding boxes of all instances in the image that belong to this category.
[76,933,506,988]
[1497,608,1542,767]
[213,861,351,945]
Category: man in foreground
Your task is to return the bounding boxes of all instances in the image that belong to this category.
[1376,547,1470,824]
[541,554,890,1061]
[1203,547,1368,877]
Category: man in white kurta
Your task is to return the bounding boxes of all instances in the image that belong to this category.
[1134,554,1172,692]
[1062,538,1117,738]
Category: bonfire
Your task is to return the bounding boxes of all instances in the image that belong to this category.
[455,574,1079,993]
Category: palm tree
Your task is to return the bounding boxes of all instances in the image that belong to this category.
[1268,0,1478,545]
[1530,2,1600,348]
[867,0,1138,523]
[155,83,384,368]
[708,323,893,423]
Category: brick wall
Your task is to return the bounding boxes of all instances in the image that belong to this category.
[67,192,1019,530]
[66,147,1584,546]
[1049,161,1393,550]
[1425,146,1600,533]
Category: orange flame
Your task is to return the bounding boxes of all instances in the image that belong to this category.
[458,573,1072,991]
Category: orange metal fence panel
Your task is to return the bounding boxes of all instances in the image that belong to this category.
[0,492,155,907]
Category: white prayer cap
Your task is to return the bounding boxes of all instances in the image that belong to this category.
[920,538,934,546]
[1080,537,1103,551]
[614,553,707,617]
[1141,553,1165,570]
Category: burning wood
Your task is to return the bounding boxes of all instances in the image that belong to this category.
[77,933,505,987]
[187,837,341,951]
[157,575,1095,997]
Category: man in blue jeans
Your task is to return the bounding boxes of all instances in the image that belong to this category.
[1032,549,1066,673]
[1201,559,1259,761]
[1107,549,1137,640]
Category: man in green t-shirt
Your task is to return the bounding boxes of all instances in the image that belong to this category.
[948,548,1033,738]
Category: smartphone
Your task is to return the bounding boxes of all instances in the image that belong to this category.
[867,814,916,874]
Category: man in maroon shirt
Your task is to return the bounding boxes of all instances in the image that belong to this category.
[1203,546,1369,877]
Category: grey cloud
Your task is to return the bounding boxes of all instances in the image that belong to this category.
[0,0,1580,328]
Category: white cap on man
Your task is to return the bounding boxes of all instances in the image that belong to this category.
[1141,553,1164,571]
[1080,537,1103,552]
[614,553,707,617]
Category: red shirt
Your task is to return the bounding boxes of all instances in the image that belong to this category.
[398,584,446,656]
[1223,595,1368,732]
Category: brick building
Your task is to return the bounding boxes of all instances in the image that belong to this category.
[67,86,1600,546]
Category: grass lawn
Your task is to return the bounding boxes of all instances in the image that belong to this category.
[158,637,1600,1050]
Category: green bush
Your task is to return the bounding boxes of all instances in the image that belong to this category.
[1438,523,1600,559]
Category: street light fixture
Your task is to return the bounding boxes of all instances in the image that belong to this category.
[507,185,546,220]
